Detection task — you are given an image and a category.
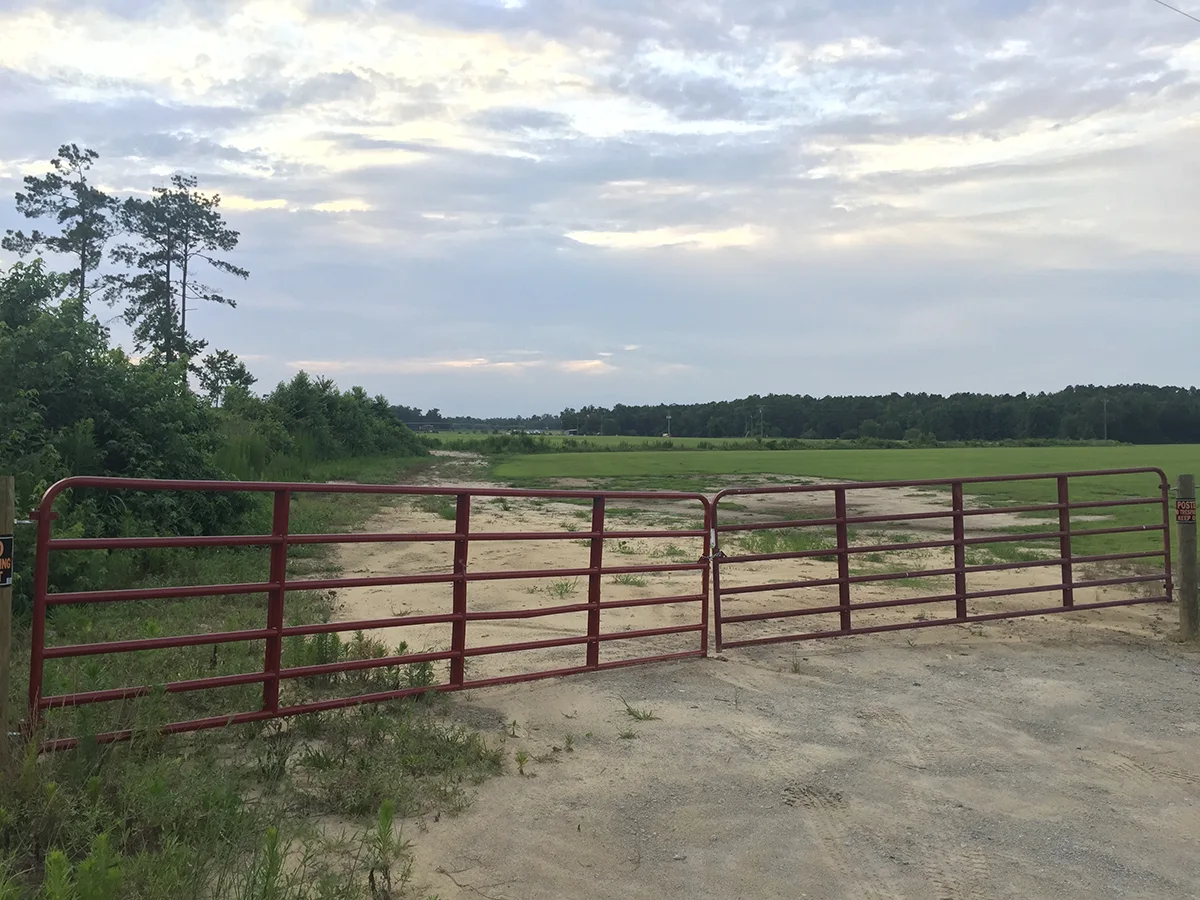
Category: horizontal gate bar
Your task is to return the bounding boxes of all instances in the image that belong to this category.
[715,497,1163,533]
[719,572,1167,625]
[718,555,1167,597]
[718,596,1170,649]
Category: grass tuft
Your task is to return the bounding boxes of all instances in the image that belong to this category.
[621,698,658,721]
[548,578,581,599]
[610,573,649,587]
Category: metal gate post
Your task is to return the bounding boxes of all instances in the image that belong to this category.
[263,490,290,713]
[835,488,852,631]
[711,504,725,652]
[952,482,967,620]
[699,501,712,657]
[586,497,605,668]
[1057,476,1074,608]
[450,494,471,686]
[28,501,54,735]
[1161,474,1175,604]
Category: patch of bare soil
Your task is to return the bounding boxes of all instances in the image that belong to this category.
[325,461,1197,900]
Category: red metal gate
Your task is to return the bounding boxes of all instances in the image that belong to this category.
[28,477,711,750]
[711,469,1173,649]
[26,468,1180,749]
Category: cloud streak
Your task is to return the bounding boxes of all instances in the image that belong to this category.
[284,356,619,376]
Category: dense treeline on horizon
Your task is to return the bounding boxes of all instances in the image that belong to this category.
[398,385,1200,445]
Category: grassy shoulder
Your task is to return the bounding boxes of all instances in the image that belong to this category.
[2,454,502,900]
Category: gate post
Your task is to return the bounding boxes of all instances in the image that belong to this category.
[586,497,605,669]
[27,494,53,737]
[1,476,13,753]
[263,490,291,714]
[711,501,725,652]
[834,488,852,632]
[450,494,471,686]
[1057,476,1074,608]
[951,482,967,620]
[1177,475,1197,641]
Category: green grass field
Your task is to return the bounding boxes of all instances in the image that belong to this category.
[494,445,1198,488]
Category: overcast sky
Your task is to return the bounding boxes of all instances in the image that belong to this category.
[1,0,1198,416]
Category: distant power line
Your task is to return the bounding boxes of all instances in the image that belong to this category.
[1149,0,1200,25]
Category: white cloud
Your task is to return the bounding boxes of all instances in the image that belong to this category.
[558,359,616,374]
[565,225,769,250]
[282,355,617,376]
[312,198,373,213]
[222,195,289,211]
[285,357,547,374]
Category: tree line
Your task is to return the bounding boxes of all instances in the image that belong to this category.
[1,146,424,614]
[430,387,1196,445]
[552,388,1200,443]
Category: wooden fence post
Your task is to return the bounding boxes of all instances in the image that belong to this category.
[1177,475,1197,641]
[1,476,14,754]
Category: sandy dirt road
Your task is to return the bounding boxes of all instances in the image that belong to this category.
[327,458,1197,899]
[405,620,1200,900]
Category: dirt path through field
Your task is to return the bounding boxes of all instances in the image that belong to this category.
[327,456,1195,899]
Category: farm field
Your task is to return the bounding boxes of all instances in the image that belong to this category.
[493,444,1200,485]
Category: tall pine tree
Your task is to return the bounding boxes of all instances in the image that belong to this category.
[106,174,248,364]
[1,144,117,310]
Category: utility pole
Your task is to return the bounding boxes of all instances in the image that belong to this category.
[758,405,765,439]
[1102,397,1108,441]
[666,414,672,437]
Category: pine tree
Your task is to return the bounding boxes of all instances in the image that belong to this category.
[106,174,248,363]
[1,144,117,309]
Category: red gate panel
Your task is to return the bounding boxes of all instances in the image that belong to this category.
[28,477,711,750]
[711,469,1173,650]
